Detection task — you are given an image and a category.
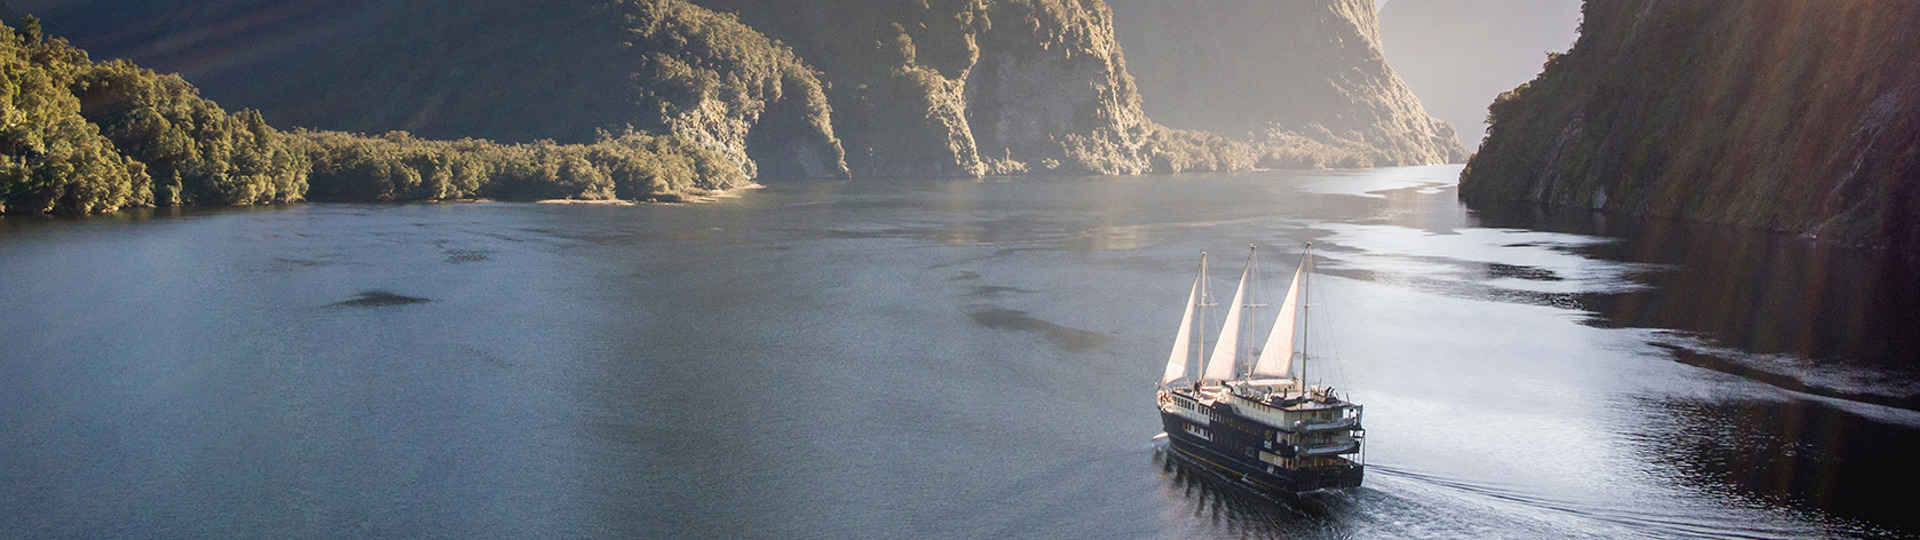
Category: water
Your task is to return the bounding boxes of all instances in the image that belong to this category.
[2,165,1915,538]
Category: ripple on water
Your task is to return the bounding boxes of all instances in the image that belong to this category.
[325,290,432,308]
[969,308,1111,352]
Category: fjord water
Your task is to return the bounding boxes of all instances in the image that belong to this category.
[3,166,1916,538]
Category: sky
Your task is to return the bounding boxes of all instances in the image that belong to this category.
[1377,0,1586,148]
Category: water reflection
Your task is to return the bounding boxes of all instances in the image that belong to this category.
[1187,174,1920,537]
[6,166,1917,537]
[1462,201,1920,535]
[1630,396,1917,537]
[1475,203,1920,366]
[1153,445,1354,539]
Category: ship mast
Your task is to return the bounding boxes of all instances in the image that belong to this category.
[1243,246,1261,380]
[1197,253,1210,383]
[1300,243,1312,393]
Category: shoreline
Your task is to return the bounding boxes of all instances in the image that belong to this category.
[534,182,764,206]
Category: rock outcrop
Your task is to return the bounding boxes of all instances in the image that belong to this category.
[10,0,848,180]
[689,0,1177,178]
[18,0,1255,180]
[1105,0,1469,167]
[1461,0,1920,261]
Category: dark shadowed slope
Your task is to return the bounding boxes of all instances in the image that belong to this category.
[1,14,771,215]
[19,0,1251,179]
[11,0,847,180]
[1461,0,1920,262]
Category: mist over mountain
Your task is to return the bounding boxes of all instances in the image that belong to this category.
[1377,0,1582,147]
[1106,0,1468,167]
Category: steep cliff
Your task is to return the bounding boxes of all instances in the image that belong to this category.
[688,0,1239,178]
[10,0,848,181]
[1461,0,1920,260]
[19,0,1252,180]
[1106,0,1468,167]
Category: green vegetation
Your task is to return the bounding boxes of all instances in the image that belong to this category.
[2,17,148,214]
[690,0,1259,177]
[691,0,992,177]
[23,0,1268,182]
[1250,128,1378,170]
[592,0,847,180]
[15,0,847,181]
[0,16,753,215]
[1462,0,1920,259]
[74,58,309,208]
[1143,125,1258,174]
[295,129,740,203]
[8,0,1321,218]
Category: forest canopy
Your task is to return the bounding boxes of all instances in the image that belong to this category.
[0,15,756,215]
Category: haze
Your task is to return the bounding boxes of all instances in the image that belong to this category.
[1380,0,1585,146]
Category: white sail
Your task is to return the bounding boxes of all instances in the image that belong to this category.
[1162,274,1200,384]
[1252,258,1305,378]
[1201,265,1250,381]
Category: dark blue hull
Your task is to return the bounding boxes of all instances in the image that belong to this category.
[1159,410,1363,494]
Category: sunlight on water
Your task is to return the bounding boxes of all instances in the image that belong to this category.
[1314,221,1656,297]
[1292,165,1466,199]
[1,166,1913,538]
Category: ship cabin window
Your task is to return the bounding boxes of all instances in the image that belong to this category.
[1259,452,1302,469]
[1183,424,1212,441]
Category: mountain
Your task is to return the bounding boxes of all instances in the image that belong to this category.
[688,0,1249,178]
[1460,0,1920,261]
[1105,0,1469,167]
[1376,0,1582,147]
[17,0,1252,179]
[1,10,774,215]
[9,0,848,181]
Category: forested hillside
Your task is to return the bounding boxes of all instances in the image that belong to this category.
[1460,0,1920,260]
[0,15,754,214]
[9,0,848,181]
[10,0,1502,204]
[19,0,1254,179]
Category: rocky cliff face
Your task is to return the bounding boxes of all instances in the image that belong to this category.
[18,0,1251,180]
[689,0,1163,178]
[1461,0,1920,260]
[10,0,848,180]
[1105,0,1468,167]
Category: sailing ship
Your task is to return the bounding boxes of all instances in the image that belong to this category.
[1156,244,1365,493]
